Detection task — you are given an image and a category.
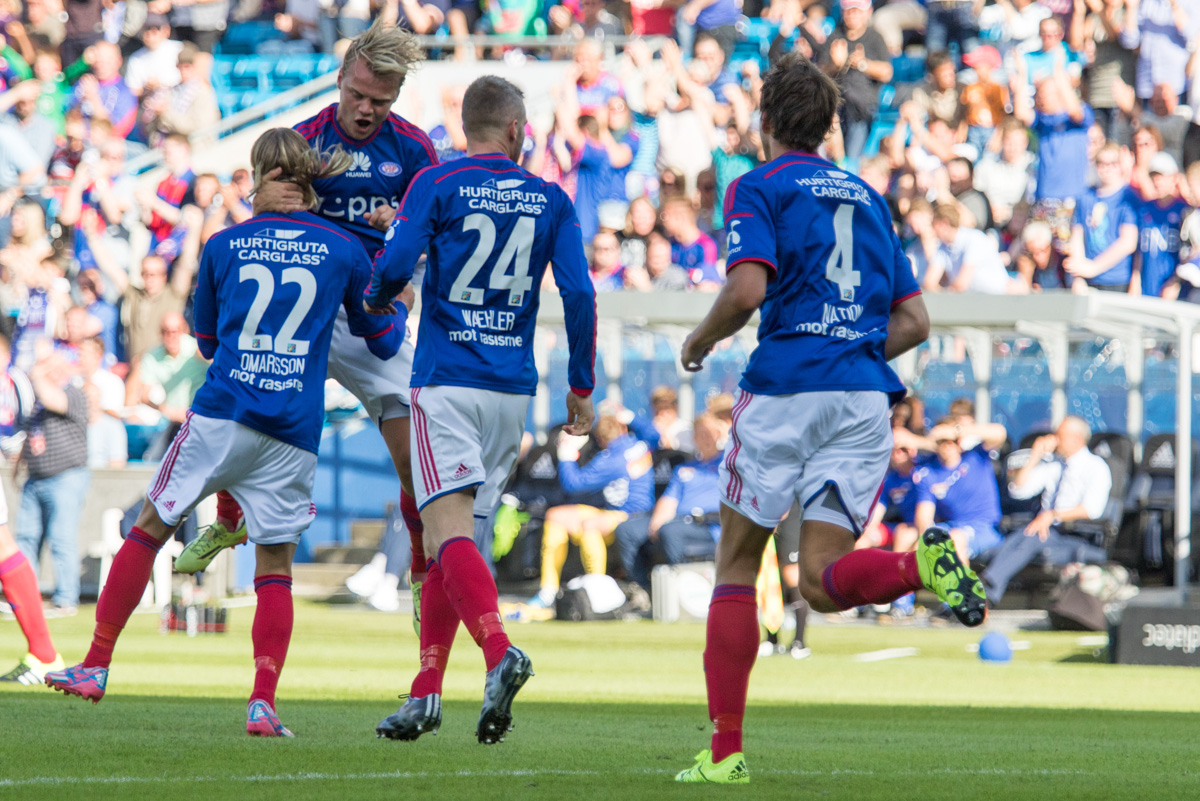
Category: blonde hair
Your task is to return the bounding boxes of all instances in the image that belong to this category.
[341,20,424,86]
[251,128,353,210]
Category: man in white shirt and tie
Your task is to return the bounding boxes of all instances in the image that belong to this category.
[982,416,1112,603]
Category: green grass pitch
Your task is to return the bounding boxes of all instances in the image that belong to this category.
[3,602,1200,800]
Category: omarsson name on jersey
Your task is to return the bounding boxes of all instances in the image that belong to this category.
[459,181,547,215]
[230,234,330,265]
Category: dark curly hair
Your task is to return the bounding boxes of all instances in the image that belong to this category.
[760,53,841,154]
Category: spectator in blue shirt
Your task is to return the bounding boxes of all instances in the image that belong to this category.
[614,413,724,591]
[589,231,626,292]
[1136,152,1189,297]
[558,99,636,244]
[676,0,740,63]
[860,434,924,553]
[1013,54,1093,206]
[530,415,656,608]
[427,85,468,163]
[1066,142,1139,293]
[661,196,721,290]
[912,418,1010,564]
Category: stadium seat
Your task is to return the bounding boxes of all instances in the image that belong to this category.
[1126,433,1200,571]
[892,54,925,85]
[652,448,690,499]
[216,21,287,56]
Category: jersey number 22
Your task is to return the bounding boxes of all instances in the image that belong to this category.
[238,264,316,356]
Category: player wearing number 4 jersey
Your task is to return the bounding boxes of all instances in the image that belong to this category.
[366,76,597,745]
[47,130,402,738]
[176,23,437,625]
[675,54,987,785]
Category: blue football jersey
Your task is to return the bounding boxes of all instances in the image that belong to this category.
[191,212,403,453]
[912,445,1001,527]
[294,105,438,256]
[722,153,920,400]
[1074,185,1137,286]
[367,152,597,396]
[1138,197,1188,297]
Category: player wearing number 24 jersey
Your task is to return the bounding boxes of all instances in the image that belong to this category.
[367,153,596,397]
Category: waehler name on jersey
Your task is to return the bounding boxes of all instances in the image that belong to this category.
[460,182,547,215]
[229,231,329,265]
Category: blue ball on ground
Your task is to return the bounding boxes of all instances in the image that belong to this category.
[978,632,1013,663]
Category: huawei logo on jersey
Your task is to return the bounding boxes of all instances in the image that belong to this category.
[347,151,373,178]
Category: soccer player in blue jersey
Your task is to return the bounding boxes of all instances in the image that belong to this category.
[365,75,597,744]
[175,23,440,616]
[675,54,985,785]
[1135,153,1189,298]
[46,129,402,737]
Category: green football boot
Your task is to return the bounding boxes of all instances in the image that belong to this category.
[675,750,750,784]
[916,527,987,627]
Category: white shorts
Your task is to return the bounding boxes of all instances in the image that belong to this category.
[0,488,7,527]
[148,412,318,546]
[327,306,415,423]
[409,385,529,517]
[719,390,892,534]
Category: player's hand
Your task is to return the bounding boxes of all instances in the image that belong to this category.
[1031,434,1058,458]
[564,392,595,436]
[363,299,396,315]
[367,204,397,232]
[680,332,711,372]
[252,168,305,215]
[398,284,416,311]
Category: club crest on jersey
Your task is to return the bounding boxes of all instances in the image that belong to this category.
[262,228,305,240]
[483,178,525,190]
[380,162,401,177]
[347,151,373,178]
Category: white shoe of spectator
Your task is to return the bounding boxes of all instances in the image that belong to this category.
[368,573,402,613]
[346,553,387,598]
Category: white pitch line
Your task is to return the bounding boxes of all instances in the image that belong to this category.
[851,647,920,663]
[0,766,1096,788]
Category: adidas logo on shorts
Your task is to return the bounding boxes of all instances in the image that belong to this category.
[163,500,176,511]
[453,464,472,480]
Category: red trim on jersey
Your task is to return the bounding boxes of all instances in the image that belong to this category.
[395,165,436,215]
[433,165,525,184]
[294,105,335,140]
[763,155,830,179]
[726,257,778,277]
[194,331,216,340]
[891,290,922,309]
[362,323,394,339]
[251,215,359,247]
[411,388,441,494]
[410,388,432,494]
[722,175,743,220]
[388,114,438,165]
[725,212,754,220]
[151,411,193,502]
[570,387,592,397]
[723,391,754,504]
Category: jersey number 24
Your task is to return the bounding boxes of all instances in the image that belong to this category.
[450,213,535,307]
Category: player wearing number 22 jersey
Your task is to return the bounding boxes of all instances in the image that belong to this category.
[46,136,403,737]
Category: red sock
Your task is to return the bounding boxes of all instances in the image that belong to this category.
[821,550,922,610]
[400,492,426,581]
[250,574,293,708]
[437,537,510,671]
[409,560,459,698]
[216,490,243,530]
[705,585,759,763]
[85,527,164,668]
[0,552,57,663]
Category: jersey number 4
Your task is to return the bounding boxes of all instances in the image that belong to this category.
[238,264,316,356]
[450,213,535,307]
[825,203,860,303]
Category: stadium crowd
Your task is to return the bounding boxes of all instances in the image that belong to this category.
[0,0,1196,614]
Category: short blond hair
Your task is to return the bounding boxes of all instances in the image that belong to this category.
[342,20,424,86]
[251,128,352,210]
